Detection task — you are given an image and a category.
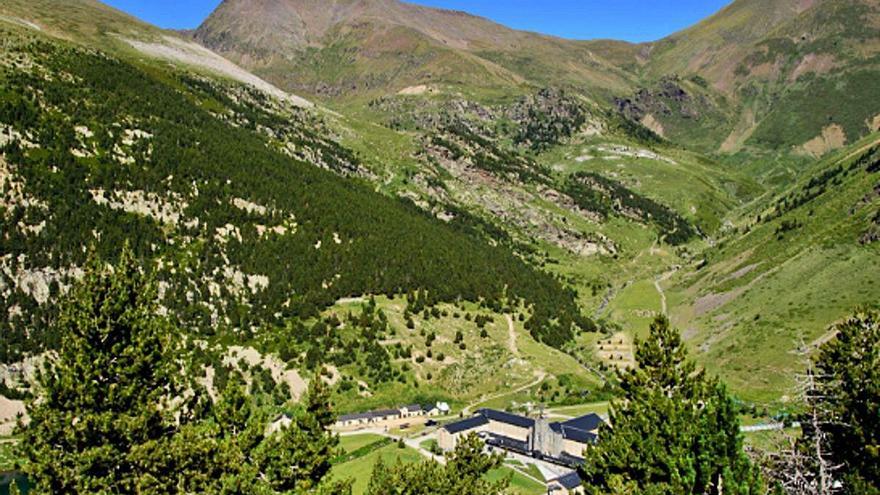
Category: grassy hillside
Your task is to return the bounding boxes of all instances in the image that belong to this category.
[0,17,598,382]
[669,135,880,403]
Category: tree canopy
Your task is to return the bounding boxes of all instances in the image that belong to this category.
[366,433,508,495]
[580,316,763,495]
[19,248,348,494]
[810,310,879,494]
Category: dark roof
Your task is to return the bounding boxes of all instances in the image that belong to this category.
[553,471,583,490]
[338,412,373,422]
[548,413,603,444]
[485,433,529,454]
[550,423,598,444]
[560,413,604,432]
[557,452,586,468]
[402,404,422,411]
[478,409,535,429]
[443,415,489,434]
[373,409,400,417]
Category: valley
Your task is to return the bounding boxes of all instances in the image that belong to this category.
[0,0,878,493]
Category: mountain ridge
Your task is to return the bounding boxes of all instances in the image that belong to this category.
[0,0,878,413]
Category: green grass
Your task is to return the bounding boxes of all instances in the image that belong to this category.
[485,467,546,495]
[329,442,546,495]
[339,434,385,454]
[605,279,663,339]
[521,463,545,482]
[330,443,424,495]
[743,428,800,453]
[419,439,438,452]
[668,135,880,404]
[547,401,611,418]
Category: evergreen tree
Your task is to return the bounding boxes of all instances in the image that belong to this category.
[809,310,879,494]
[580,316,763,495]
[365,434,507,494]
[19,249,348,494]
[19,246,197,493]
[254,371,350,494]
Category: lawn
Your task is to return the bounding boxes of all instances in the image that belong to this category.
[419,439,438,452]
[339,433,385,454]
[486,467,546,495]
[331,440,546,494]
[330,443,424,495]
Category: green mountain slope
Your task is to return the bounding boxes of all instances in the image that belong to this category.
[626,0,880,159]
[0,2,600,414]
[668,135,880,402]
[1,0,878,411]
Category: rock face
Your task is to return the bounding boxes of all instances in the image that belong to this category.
[615,77,706,122]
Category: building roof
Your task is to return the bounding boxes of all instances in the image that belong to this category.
[553,424,598,444]
[373,409,401,417]
[443,415,489,434]
[402,404,422,411]
[478,409,535,429]
[338,412,373,422]
[559,413,604,432]
[485,433,529,454]
[557,452,585,467]
[553,471,583,490]
[548,413,603,444]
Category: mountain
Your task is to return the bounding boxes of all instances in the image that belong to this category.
[192,0,636,101]
[187,0,880,406]
[0,0,610,419]
[0,0,877,416]
[624,0,880,159]
[194,0,880,161]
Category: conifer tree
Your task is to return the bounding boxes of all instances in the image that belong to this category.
[19,249,348,494]
[809,310,879,494]
[365,434,507,494]
[254,371,350,494]
[580,316,763,494]
[20,246,194,493]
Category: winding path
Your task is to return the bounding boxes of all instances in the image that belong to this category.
[654,267,678,316]
[654,278,668,316]
[462,371,547,416]
[505,314,518,356]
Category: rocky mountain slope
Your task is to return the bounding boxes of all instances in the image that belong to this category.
[0,0,877,411]
[0,0,607,414]
[623,0,880,160]
[193,0,635,100]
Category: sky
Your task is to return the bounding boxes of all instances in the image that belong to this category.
[103,0,732,42]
